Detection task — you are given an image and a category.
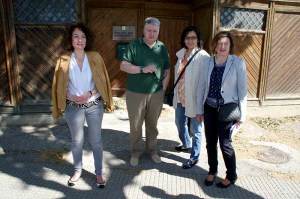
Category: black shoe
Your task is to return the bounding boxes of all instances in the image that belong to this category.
[182,159,198,169]
[96,176,106,188]
[204,175,216,186]
[96,181,106,188]
[175,145,191,152]
[68,179,77,187]
[67,171,81,186]
[216,178,236,188]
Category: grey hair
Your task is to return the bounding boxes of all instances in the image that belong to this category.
[144,17,160,27]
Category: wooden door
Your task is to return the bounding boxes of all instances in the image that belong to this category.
[231,32,265,99]
[11,0,78,111]
[266,12,300,99]
[157,18,190,91]
[87,7,139,96]
[16,26,66,105]
[0,10,10,105]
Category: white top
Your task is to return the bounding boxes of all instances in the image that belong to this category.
[173,48,210,118]
[68,53,100,102]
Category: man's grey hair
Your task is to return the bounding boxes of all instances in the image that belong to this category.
[144,17,160,27]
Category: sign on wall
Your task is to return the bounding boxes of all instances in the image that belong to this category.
[113,26,136,41]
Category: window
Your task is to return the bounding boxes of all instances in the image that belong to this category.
[13,0,78,24]
[221,7,266,31]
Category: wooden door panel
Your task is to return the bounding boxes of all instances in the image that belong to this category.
[16,26,66,104]
[266,12,300,98]
[0,14,10,105]
[231,32,264,99]
[87,8,139,96]
[156,18,190,91]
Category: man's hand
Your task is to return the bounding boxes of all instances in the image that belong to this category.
[142,64,157,73]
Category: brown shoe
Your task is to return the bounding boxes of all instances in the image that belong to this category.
[216,178,237,188]
[151,153,162,163]
[204,174,216,186]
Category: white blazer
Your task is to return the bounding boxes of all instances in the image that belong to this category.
[173,48,210,118]
[196,55,248,122]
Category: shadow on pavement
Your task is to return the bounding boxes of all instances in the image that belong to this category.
[0,124,264,198]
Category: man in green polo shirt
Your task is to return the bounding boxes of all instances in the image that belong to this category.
[120,17,170,166]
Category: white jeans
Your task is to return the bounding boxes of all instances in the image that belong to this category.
[64,102,104,175]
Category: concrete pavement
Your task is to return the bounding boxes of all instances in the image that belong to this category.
[0,105,299,199]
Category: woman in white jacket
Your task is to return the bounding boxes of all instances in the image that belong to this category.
[173,26,210,169]
[196,31,247,188]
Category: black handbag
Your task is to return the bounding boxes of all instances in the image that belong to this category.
[218,102,241,122]
[164,49,201,106]
[164,91,174,106]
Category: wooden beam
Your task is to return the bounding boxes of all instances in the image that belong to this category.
[270,0,300,3]
[212,0,219,38]
[86,0,192,10]
[219,27,266,34]
[274,4,300,12]
[80,0,86,23]
[137,5,145,37]
[192,0,212,9]
[219,0,269,10]
[1,0,21,106]
[145,2,191,10]
[258,1,274,104]
[86,1,144,9]
[275,7,300,12]
[262,99,300,106]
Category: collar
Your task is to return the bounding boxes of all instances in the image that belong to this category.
[176,47,200,59]
[140,38,160,49]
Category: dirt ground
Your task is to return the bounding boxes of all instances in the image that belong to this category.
[235,113,300,180]
[236,116,300,155]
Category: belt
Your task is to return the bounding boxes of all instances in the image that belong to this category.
[66,97,102,109]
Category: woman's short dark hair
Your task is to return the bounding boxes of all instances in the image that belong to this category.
[211,31,234,54]
[67,23,92,51]
[180,26,203,49]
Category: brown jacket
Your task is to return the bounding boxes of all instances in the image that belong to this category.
[51,51,114,119]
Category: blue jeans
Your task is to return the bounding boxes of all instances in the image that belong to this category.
[64,103,104,176]
[175,103,202,160]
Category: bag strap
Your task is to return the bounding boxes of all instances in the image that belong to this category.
[171,49,201,91]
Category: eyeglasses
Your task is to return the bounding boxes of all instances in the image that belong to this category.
[185,36,197,40]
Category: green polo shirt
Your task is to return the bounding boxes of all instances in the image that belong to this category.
[122,38,170,93]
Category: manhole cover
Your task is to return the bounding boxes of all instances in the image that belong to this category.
[256,145,290,164]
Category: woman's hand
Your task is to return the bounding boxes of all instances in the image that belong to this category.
[232,121,242,131]
[70,92,91,104]
[196,114,204,123]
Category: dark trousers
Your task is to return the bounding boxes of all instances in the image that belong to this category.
[204,103,237,182]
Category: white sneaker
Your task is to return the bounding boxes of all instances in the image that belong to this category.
[130,156,139,166]
[151,154,161,163]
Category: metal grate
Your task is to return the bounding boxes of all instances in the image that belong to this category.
[13,0,78,24]
[221,7,266,31]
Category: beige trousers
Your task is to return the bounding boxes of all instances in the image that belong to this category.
[126,90,164,156]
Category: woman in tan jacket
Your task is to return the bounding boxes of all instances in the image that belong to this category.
[52,23,113,188]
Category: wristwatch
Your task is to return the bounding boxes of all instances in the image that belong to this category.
[140,67,143,73]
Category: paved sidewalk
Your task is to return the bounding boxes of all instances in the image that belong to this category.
[0,105,300,199]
